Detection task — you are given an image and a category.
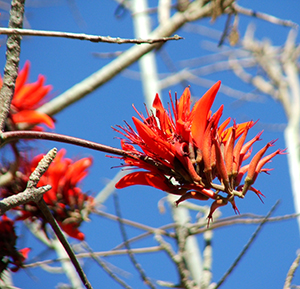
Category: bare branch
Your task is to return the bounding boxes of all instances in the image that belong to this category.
[232,3,298,28]
[0,147,56,215]
[24,246,163,269]
[213,201,280,289]
[0,0,25,131]
[36,199,93,289]
[113,192,156,289]
[0,27,183,44]
[283,251,300,289]
[81,242,133,289]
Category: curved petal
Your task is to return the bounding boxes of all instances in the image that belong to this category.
[132,117,174,163]
[12,110,55,129]
[191,81,221,150]
[116,171,172,192]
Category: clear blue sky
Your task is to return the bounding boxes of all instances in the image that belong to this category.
[1,1,300,288]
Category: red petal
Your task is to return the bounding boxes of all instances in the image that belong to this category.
[132,117,174,163]
[115,171,172,192]
[15,61,30,95]
[191,81,221,150]
[153,93,172,136]
[177,87,191,122]
[12,110,55,128]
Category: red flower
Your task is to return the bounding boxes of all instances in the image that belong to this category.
[2,61,54,130]
[0,215,30,276]
[1,149,93,240]
[114,82,285,223]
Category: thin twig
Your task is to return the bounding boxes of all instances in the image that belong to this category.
[81,242,133,289]
[189,212,300,235]
[36,199,93,289]
[232,3,298,28]
[214,200,280,289]
[0,0,25,131]
[95,209,170,237]
[24,246,162,268]
[0,27,183,44]
[113,192,156,289]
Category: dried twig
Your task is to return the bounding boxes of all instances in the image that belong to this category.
[113,192,156,289]
[214,201,280,289]
[24,246,162,268]
[0,27,183,44]
[232,3,298,28]
[81,242,133,289]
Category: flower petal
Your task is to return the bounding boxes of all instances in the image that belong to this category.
[191,81,221,150]
[12,110,55,129]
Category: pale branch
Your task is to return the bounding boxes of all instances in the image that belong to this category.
[0,27,183,44]
[0,0,25,131]
[113,192,156,289]
[155,233,195,289]
[95,209,171,237]
[189,212,299,235]
[0,147,57,215]
[111,223,176,251]
[33,0,233,118]
[232,3,298,28]
[24,246,162,269]
[0,185,51,216]
[200,230,213,289]
[283,251,300,289]
[159,71,263,102]
[213,201,280,289]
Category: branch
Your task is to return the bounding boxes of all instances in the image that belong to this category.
[0,147,56,215]
[232,3,298,28]
[81,242,133,289]
[34,0,233,118]
[0,130,129,157]
[284,251,300,289]
[213,201,280,289]
[0,0,25,131]
[24,246,162,268]
[113,192,156,289]
[15,147,93,289]
[0,27,183,44]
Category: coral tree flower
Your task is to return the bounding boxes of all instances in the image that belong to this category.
[1,61,54,130]
[0,149,93,240]
[114,82,285,223]
[0,215,30,277]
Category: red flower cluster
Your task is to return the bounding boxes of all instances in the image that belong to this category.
[114,82,285,222]
[0,215,30,277]
[1,149,93,240]
[2,61,54,130]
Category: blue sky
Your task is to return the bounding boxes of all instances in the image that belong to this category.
[1,1,300,288]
